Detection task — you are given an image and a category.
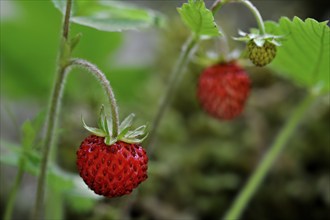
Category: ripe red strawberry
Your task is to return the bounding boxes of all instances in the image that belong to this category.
[76,135,148,197]
[77,106,148,197]
[197,62,250,120]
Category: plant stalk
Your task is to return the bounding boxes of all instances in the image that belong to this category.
[212,0,265,35]
[223,93,316,220]
[69,58,120,137]
[211,0,229,15]
[238,0,265,35]
[147,35,199,155]
[3,158,26,220]
[33,66,69,219]
[33,0,72,218]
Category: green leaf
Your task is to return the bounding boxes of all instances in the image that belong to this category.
[177,0,220,38]
[51,0,164,32]
[21,120,36,151]
[267,17,330,93]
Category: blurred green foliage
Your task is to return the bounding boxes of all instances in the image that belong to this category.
[1,1,329,220]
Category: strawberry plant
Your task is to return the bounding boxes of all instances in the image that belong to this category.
[1,0,329,220]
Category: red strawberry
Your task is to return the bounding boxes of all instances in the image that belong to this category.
[197,62,250,120]
[77,106,148,197]
[76,135,148,197]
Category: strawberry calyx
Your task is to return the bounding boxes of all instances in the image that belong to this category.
[233,29,283,47]
[82,105,148,146]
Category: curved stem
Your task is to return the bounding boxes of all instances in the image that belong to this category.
[69,58,120,137]
[147,35,199,155]
[211,0,229,15]
[223,93,316,220]
[212,0,265,35]
[238,0,265,35]
[33,0,72,218]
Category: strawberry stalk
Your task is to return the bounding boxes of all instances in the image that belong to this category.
[69,58,120,138]
[33,0,72,218]
[239,0,265,35]
[211,0,266,35]
[147,35,199,153]
[211,0,229,14]
[224,93,317,220]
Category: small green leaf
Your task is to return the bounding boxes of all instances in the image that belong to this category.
[70,32,82,51]
[21,120,36,151]
[51,0,164,32]
[177,0,220,38]
[0,139,41,175]
[267,17,330,93]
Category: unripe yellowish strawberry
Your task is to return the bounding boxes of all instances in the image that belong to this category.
[247,40,277,67]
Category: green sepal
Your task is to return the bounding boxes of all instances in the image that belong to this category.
[81,116,106,137]
[233,29,283,47]
[125,125,147,138]
[82,105,148,146]
[97,106,105,131]
[121,134,148,144]
[119,113,135,133]
[105,136,114,146]
[103,115,110,136]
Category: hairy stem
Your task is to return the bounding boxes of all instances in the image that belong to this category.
[147,35,199,155]
[62,0,72,40]
[212,0,265,35]
[237,0,265,35]
[224,93,316,220]
[211,0,229,15]
[33,66,69,219]
[69,58,120,137]
[33,0,72,218]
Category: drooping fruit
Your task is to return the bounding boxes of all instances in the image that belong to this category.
[247,40,277,67]
[197,62,250,120]
[77,135,148,197]
[77,106,148,197]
